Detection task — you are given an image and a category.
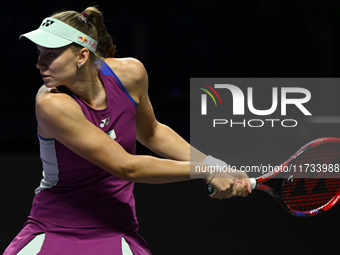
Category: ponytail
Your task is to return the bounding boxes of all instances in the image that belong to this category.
[51,6,115,59]
[83,7,115,58]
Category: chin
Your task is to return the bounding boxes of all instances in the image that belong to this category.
[44,83,54,88]
[44,82,58,88]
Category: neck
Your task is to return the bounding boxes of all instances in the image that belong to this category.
[70,64,107,110]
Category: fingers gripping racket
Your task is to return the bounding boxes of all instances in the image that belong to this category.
[205,137,340,216]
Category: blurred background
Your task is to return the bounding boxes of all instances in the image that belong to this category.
[2,0,340,254]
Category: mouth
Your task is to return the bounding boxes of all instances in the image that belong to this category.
[41,74,50,80]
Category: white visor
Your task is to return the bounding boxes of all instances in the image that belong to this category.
[19,17,98,54]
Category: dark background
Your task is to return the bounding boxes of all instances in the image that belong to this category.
[2,0,340,254]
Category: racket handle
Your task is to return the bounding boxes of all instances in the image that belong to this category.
[205,178,257,196]
[205,183,216,196]
[249,178,257,190]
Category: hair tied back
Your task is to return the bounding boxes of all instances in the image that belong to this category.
[81,11,89,18]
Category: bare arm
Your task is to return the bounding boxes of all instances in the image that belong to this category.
[120,59,206,162]
[36,90,207,184]
[126,59,250,193]
[35,58,249,198]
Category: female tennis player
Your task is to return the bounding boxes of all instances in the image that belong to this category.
[4,7,251,255]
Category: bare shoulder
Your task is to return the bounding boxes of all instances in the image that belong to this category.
[36,85,83,138]
[36,85,79,110]
[104,57,147,81]
[103,58,148,103]
[36,85,53,99]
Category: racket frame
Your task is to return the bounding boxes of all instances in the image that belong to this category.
[254,137,340,216]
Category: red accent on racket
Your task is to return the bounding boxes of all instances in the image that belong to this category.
[205,137,340,216]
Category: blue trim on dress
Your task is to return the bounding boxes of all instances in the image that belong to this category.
[100,61,138,106]
[37,132,55,141]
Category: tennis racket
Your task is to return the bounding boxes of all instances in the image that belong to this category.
[205,137,340,216]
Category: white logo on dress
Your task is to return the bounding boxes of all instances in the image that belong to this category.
[107,129,116,140]
[100,116,110,128]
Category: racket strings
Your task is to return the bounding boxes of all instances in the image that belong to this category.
[281,141,340,213]
[283,179,340,211]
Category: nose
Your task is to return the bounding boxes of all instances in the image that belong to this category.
[36,55,47,70]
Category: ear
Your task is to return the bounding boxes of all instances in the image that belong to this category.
[77,48,90,68]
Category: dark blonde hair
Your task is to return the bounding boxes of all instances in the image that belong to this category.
[51,7,115,61]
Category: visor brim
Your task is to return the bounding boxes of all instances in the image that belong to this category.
[20,28,73,48]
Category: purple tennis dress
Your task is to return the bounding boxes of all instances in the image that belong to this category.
[4,61,152,255]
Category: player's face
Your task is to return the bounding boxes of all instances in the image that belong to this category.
[36,45,78,88]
